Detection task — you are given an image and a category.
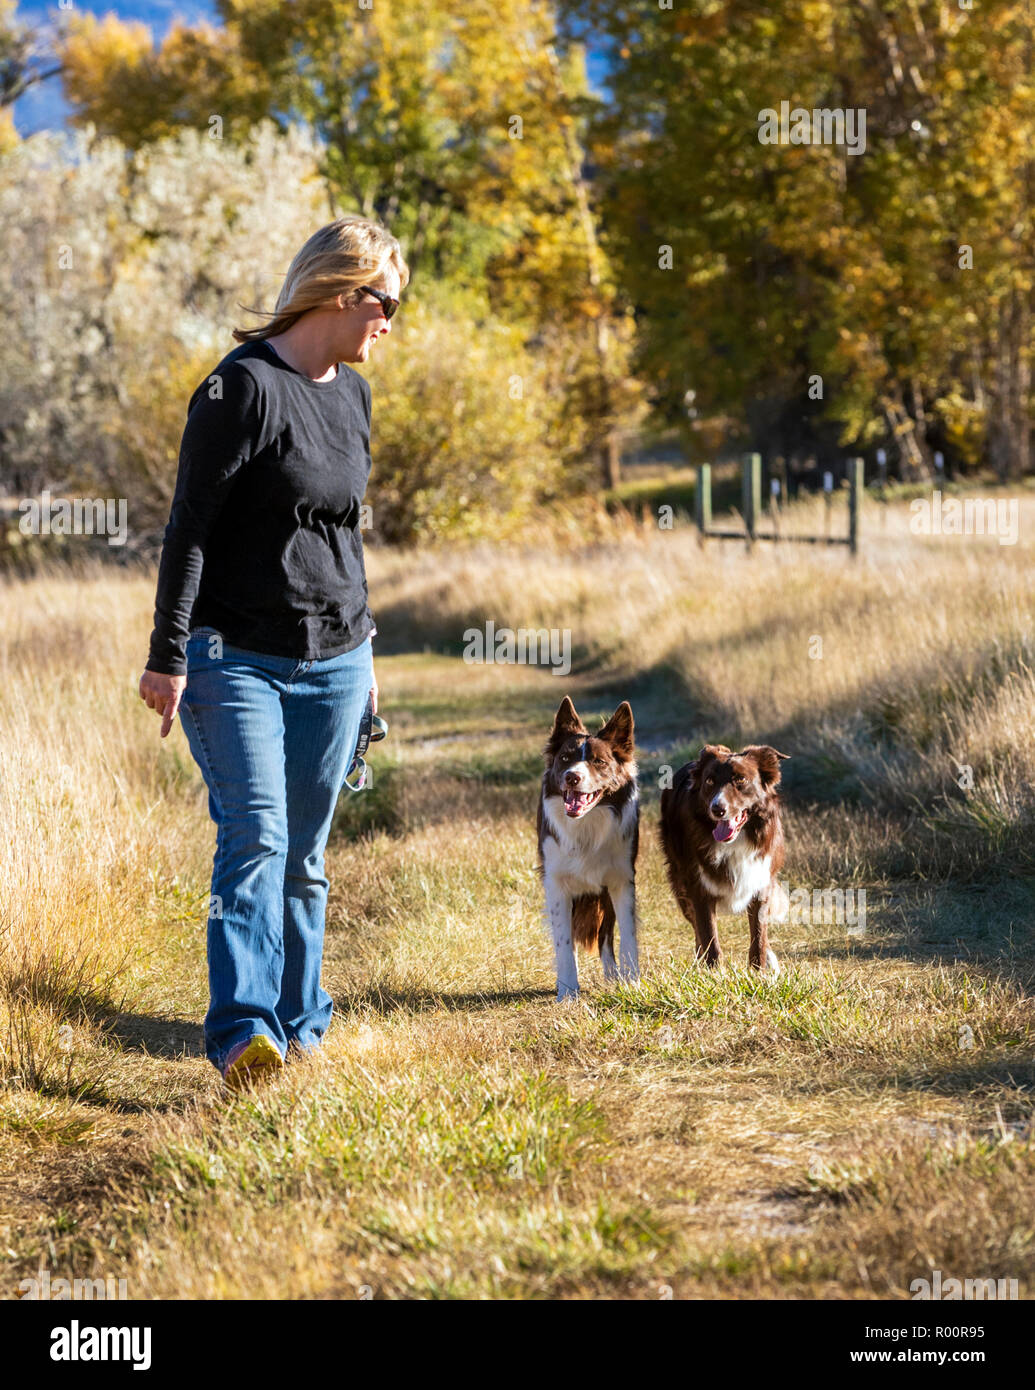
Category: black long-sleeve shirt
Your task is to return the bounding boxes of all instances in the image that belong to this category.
[147,339,375,676]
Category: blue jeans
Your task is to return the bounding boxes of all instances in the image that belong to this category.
[179,627,373,1072]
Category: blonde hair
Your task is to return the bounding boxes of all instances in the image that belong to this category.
[232,215,410,343]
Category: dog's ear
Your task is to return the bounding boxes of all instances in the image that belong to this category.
[740,745,790,790]
[544,697,585,760]
[551,696,585,738]
[598,701,634,759]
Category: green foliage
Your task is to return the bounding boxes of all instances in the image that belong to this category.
[566,0,1035,477]
[49,0,644,498]
[359,286,561,543]
[150,1068,607,1201]
[17,0,1035,510]
[0,127,560,543]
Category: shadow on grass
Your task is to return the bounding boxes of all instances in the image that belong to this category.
[887,1058,1035,1096]
[31,1082,187,1115]
[794,941,1035,982]
[107,1012,205,1059]
[337,984,554,1016]
[790,929,1035,978]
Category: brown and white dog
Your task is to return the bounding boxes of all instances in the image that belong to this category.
[536,697,639,1001]
[659,743,789,974]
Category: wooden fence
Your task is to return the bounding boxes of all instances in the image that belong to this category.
[695,453,863,554]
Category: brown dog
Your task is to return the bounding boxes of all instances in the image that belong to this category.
[659,744,789,973]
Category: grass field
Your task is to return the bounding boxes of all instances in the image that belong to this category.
[1,487,1033,1299]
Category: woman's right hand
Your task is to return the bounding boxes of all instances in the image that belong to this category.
[139,669,188,738]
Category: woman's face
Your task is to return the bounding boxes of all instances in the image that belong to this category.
[341,265,402,365]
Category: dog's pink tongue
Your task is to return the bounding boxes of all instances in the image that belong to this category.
[713,819,737,842]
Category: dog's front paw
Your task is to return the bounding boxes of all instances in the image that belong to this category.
[555,984,580,1004]
[765,948,781,977]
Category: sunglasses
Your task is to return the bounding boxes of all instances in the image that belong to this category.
[359,285,399,320]
[342,695,389,793]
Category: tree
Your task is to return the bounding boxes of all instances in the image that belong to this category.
[55,0,642,489]
[0,0,64,150]
[560,0,1035,479]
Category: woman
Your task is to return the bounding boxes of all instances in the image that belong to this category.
[139,217,408,1088]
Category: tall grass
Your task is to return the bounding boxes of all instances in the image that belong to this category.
[370,490,1035,849]
[1,489,1033,1298]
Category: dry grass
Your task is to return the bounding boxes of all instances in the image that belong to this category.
[1,489,1033,1299]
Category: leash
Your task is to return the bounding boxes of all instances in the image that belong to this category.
[342,691,388,792]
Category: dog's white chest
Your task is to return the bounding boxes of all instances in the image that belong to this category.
[541,793,636,894]
[704,838,772,913]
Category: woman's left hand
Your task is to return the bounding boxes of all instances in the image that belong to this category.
[369,666,378,715]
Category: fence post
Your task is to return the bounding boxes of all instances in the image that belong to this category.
[876,448,888,533]
[696,462,712,537]
[849,456,864,555]
[876,447,887,490]
[741,452,761,543]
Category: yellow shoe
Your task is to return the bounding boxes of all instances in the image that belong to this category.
[222,1034,284,1091]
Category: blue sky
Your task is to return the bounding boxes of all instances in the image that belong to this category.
[14,2,610,136]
